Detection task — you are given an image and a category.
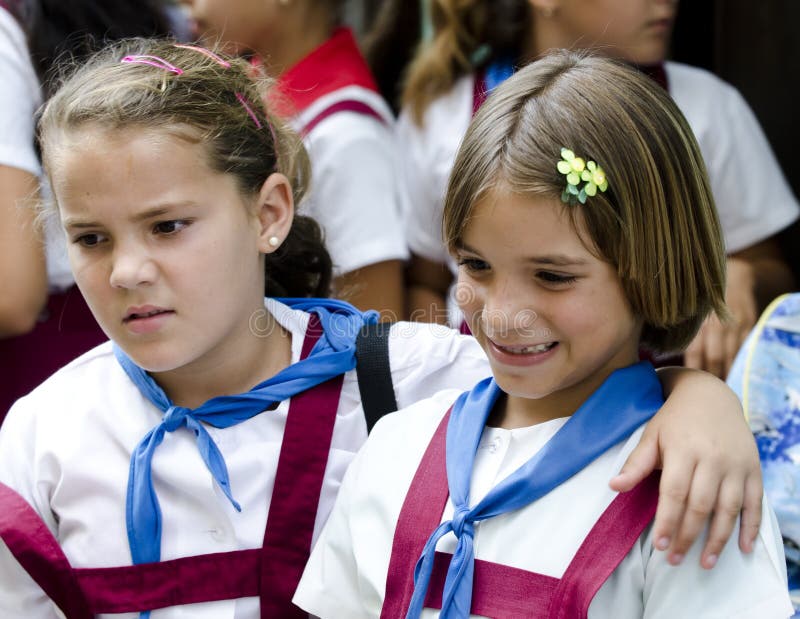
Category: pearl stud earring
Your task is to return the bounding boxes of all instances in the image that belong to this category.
[268,236,280,247]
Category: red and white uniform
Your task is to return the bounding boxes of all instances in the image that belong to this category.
[0,298,490,618]
[295,390,792,618]
[272,28,408,277]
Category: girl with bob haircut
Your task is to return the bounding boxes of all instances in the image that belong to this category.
[399,0,797,379]
[294,51,793,618]
[0,39,776,617]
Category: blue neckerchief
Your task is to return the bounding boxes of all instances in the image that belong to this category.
[405,362,663,619]
[116,298,376,576]
[484,57,516,94]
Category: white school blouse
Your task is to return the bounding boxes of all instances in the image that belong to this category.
[291,85,409,277]
[295,390,793,619]
[399,61,800,268]
[0,299,490,619]
[0,7,73,291]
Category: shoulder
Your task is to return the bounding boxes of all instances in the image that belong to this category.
[298,86,395,152]
[666,61,748,122]
[397,74,474,161]
[386,322,490,406]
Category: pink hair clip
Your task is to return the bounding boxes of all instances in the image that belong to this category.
[173,44,231,68]
[121,55,183,75]
[235,92,263,129]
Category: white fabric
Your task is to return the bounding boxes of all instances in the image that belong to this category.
[0,298,490,619]
[292,85,409,276]
[0,7,73,292]
[399,61,800,266]
[295,390,794,619]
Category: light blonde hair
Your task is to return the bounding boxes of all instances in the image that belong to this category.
[401,0,530,125]
[38,38,331,297]
[443,50,728,353]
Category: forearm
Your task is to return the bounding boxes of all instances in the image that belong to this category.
[333,259,406,322]
[406,254,452,325]
[0,166,47,336]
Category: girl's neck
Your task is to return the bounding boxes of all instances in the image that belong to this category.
[489,361,638,430]
[255,10,334,76]
[153,306,292,409]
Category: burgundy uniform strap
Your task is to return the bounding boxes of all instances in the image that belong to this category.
[381,402,660,618]
[0,483,93,618]
[0,312,345,618]
[259,313,344,618]
[300,99,387,136]
[381,409,452,618]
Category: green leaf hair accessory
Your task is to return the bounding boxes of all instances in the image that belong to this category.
[557,148,609,205]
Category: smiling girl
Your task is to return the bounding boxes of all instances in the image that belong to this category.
[294,51,793,618]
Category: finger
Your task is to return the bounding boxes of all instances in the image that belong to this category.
[610,426,659,492]
[738,471,764,553]
[667,464,720,564]
[651,455,695,556]
[699,476,743,569]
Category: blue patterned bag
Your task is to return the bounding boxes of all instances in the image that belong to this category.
[728,293,800,613]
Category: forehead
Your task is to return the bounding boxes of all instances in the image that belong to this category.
[462,185,591,250]
[48,125,229,215]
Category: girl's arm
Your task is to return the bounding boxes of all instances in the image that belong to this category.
[611,367,761,570]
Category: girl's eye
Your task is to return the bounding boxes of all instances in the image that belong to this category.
[538,271,577,285]
[153,220,190,235]
[73,233,106,247]
[457,257,490,272]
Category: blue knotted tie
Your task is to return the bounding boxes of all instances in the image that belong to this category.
[405,362,663,619]
[116,298,376,579]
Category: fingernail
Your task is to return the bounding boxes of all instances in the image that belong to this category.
[668,553,684,565]
[704,554,718,569]
[656,537,670,551]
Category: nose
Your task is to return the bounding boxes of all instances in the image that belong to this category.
[109,244,157,289]
[481,276,537,339]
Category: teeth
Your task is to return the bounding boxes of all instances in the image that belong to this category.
[503,342,554,354]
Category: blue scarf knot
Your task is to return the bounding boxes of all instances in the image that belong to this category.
[451,506,473,539]
[162,405,190,432]
[406,362,664,619]
[115,297,376,578]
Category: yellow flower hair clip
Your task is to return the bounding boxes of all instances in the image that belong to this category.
[557,148,609,205]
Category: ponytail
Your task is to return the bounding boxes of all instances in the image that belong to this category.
[401,0,530,125]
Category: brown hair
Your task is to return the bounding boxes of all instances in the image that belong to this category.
[38,38,331,298]
[401,0,530,125]
[443,50,728,353]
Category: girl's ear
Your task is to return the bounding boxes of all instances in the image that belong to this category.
[254,172,295,254]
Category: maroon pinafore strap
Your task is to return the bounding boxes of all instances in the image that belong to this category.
[0,313,343,617]
[382,408,660,618]
[300,99,387,137]
[258,314,344,618]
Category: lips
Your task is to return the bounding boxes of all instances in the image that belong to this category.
[123,306,173,323]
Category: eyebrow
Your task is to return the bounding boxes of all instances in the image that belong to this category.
[62,203,196,229]
[455,241,588,266]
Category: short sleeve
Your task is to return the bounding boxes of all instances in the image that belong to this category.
[0,9,41,177]
[397,76,474,266]
[0,397,63,618]
[639,498,793,618]
[302,112,408,276]
[293,444,378,619]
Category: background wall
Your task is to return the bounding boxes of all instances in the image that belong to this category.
[672,0,800,275]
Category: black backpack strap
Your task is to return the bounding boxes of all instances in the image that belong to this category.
[355,322,398,432]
